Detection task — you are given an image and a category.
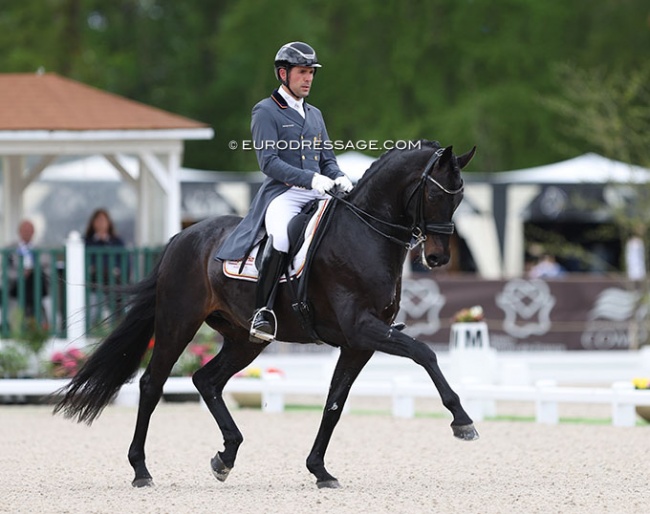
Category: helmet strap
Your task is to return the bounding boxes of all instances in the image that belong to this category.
[280,67,301,100]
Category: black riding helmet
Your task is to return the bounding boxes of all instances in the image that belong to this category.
[274,41,322,89]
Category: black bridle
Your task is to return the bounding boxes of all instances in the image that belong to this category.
[328,147,464,252]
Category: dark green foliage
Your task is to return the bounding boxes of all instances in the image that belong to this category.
[1,0,648,172]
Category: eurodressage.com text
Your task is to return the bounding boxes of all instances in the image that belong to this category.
[230,139,422,152]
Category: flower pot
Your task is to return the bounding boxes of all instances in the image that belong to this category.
[450,321,490,351]
[635,405,650,423]
[231,391,262,408]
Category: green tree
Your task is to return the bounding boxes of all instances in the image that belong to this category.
[545,64,650,169]
[545,62,650,239]
[544,63,650,345]
[1,0,649,173]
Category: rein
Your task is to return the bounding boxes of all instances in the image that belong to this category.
[328,147,464,251]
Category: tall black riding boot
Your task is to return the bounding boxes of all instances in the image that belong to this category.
[250,240,288,343]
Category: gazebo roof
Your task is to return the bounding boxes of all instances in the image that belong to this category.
[0,72,208,131]
[0,72,214,246]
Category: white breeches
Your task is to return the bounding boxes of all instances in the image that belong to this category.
[265,187,326,252]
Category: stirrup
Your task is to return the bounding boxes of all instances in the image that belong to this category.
[249,307,277,343]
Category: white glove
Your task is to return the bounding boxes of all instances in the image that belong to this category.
[334,175,354,193]
[311,174,336,195]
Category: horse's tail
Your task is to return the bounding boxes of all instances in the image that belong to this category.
[53,241,170,425]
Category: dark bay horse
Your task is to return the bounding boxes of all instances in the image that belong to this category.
[54,140,479,489]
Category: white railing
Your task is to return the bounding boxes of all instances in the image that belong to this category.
[2,373,650,428]
[4,307,650,428]
[65,231,86,343]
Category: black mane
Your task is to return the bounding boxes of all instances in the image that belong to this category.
[354,139,442,188]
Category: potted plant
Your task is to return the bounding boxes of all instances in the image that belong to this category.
[0,342,30,378]
[10,309,51,376]
[450,305,491,352]
[453,305,485,323]
[48,348,87,378]
[231,367,284,408]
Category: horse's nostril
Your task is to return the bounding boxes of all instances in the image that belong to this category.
[427,254,449,268]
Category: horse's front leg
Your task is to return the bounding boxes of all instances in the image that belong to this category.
[355,317,479,440]
[306,347,374,489]
[192,334,267,482]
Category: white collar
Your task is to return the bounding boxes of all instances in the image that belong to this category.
[278,86,305,115]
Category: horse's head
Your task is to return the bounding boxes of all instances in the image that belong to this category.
[416,143,475,268]
[343,140,475,269]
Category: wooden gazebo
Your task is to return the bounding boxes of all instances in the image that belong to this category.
[0,72,213,245]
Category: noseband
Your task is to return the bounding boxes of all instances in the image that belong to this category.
[328,147,464,252]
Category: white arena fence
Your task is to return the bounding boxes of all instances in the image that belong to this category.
[2,347,650,428]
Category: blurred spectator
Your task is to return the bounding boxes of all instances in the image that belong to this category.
[84,208,125,286]
[528,253,566,279]
[625,227,646,281]
[5,219,49,318]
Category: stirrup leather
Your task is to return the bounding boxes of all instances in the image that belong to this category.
[249,307,277,342]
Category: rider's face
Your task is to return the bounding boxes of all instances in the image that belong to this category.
[282,66,314,99]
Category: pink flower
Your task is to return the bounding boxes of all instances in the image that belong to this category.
[68,348,84,359]
[51,351,65,363]
[49,347,86,378]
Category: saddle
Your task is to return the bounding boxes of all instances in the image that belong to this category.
[223,197,337,343]
[222,198,331,282]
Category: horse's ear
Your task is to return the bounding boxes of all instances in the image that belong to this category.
[439,146,454,167]
[457,146,477,169]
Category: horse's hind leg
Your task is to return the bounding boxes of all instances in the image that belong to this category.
[306,347,374,489]
[192,331,267,482]
[128,322,203,487]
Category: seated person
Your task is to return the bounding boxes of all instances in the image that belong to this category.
[5,219,49,319]
[528,253,565,279]
[84,208,126,286]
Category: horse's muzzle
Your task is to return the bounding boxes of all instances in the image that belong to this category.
[425,252,449,268]
[423,236,450,268]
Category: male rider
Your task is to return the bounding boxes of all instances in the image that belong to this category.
[216,41,353,343]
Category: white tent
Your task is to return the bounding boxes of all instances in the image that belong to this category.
[335,151,376,182]
[493,153,650,184]
[487,153,650,277]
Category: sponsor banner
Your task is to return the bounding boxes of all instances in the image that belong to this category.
[396,276,647,351]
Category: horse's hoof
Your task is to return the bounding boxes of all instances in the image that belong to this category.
[131,477,154,488]
[211,454,232,482]
[452,423,480,441]
[316,479,341,489]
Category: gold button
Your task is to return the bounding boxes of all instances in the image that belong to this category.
[302,155,305,160]
[314,156,318,160]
